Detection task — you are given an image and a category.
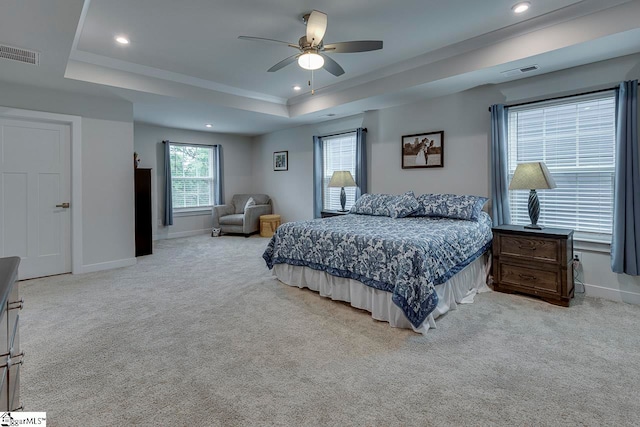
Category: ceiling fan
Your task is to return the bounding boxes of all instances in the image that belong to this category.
[238,10,383,77]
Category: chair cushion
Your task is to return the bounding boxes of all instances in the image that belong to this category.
[232,194,271,214]
[244,197,256,212]
[219,214,244,226]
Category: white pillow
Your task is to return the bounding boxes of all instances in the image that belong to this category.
[244,197,256,212]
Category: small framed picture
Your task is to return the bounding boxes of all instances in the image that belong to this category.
[401,131,444,169]
[273,151,288,171]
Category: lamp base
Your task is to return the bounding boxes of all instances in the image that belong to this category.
[527,189,541,229]
[340,187,347,212]
[524,224,544,230]
[337,210,349,213]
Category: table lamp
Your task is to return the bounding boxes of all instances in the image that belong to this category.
[328,171,357,212]
[509,162,557,229]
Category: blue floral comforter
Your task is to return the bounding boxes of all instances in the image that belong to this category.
[262,212,493,328]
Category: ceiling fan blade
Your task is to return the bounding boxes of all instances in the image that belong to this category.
[319,54,344,77]
[306,10,327,47]
[267,53,301,72]
[323,40,383,53]
[238,36,299,49]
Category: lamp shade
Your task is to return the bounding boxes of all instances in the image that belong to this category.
[328,171,357,188]
[509,162,557,190]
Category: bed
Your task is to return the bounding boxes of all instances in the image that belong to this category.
[262,193,493,334]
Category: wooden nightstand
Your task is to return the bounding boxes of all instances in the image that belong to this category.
[320,210,349,218]
[492,225,574,306]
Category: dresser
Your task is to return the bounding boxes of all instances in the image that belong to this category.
[492,225,574,306]
[135,168,153,257]
[0,256,23,412]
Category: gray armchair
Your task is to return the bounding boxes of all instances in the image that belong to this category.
[212,194,272,237]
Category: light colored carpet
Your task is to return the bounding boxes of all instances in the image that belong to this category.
[20,234,640,426]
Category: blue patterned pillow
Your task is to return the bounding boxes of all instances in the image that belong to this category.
[350,193,395,216]
[389,192,421,219]
[413,194,488,221]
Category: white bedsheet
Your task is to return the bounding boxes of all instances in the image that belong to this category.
[273,253,491,335]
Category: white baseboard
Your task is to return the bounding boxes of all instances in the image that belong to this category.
[154,228,211,240]
[81,258,137,274]
[583,283,640,305]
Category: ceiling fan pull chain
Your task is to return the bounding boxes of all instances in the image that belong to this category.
[311,69,315,95]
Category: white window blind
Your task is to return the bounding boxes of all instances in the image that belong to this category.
[170,144,215,210]
[507,92,616,235]
[322,133,357,211]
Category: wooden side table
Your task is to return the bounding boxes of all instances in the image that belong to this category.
[492,225,574,306]
[260,214,281,237]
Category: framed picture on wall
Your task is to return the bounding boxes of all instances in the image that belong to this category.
[273,151,288,171]
[401,131,444,169]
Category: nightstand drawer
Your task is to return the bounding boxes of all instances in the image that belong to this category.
[499,263,559,293]
[500,235,558,262]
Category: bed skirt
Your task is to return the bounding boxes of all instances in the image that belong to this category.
[273,253,491,335]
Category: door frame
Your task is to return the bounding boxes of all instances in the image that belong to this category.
[0,106,83,275]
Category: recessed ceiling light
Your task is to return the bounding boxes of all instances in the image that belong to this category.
[115,35,130,45]
[512,2,531,14]
[205,124,213,128]
[293,85,301,91]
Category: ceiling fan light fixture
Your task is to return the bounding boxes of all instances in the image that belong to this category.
[298,52,324,70]
[512,2,531,14]
[115,35,130,45]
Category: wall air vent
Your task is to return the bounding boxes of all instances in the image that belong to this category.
[0,44,40,65]
[500,64,539,77]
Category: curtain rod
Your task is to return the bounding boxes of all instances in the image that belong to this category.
[163,140,219,148]
[320,128,367,139]
[487,82,640,112]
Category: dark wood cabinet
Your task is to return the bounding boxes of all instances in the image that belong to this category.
[135,168,153,257]
[320,210,349,218]
[1,256,22,412]
[492,225,574,306]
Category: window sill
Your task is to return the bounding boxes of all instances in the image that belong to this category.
[574,232,611,254]
[174,207,212,218]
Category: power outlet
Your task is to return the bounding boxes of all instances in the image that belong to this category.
[573,251,582,262]
[573,251,582,269]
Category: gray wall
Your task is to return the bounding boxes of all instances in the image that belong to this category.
[250,53,640,304]
[133,123,253,239]
[251,115,365,223]
[0,82,135,270]
[367,86,504,197]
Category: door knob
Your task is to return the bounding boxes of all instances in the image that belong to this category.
[56,202,70,208]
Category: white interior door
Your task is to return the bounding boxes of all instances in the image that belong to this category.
[0,118,71,280]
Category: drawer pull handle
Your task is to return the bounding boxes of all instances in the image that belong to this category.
[518,245,536,250]
[519,273,537,280]
[8,298,24,310]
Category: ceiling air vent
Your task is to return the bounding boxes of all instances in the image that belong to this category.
[500,64,539,77]
[0,44,40,65]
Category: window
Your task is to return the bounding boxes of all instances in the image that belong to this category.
[507,92,616,236]
[322,132,357,211]
[170,144,215,210]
